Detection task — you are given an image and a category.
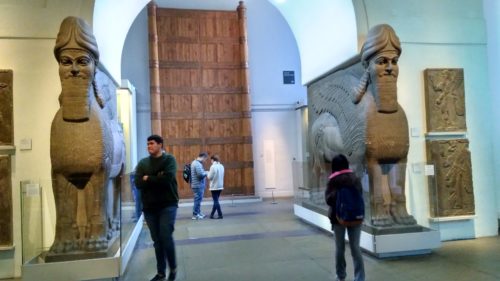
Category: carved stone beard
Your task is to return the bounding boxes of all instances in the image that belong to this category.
[371,75,398,113]
[60,76,92,121]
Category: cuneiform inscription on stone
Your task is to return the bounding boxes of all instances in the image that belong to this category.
[0,156,13,246]
[0,70,13,145]
[426,139,475,217]
[424,68,466,132]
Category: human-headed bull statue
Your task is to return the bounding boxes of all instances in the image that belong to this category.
[49,17,125,258]
[309,24,416,227]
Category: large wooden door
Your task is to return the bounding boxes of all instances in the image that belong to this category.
[148,2,254,198]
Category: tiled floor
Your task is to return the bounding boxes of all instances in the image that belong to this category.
[121,198,500,281]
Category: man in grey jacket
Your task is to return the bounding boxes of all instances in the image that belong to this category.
[190,152,208,220]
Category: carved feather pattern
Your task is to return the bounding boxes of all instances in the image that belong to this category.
[308,63,367,159]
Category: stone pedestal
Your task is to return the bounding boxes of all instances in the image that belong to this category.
[294,203,441,258]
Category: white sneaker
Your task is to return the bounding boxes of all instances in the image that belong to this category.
[197,214,205,219]
[191,215,198,220]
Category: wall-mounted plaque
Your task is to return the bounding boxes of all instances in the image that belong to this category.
[0,156,12,246]
[424,68,466,132]
[426,139,475,217]
[0,70,13,145]
[283,70,295,84]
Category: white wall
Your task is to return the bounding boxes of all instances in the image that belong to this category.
[246,0,307,198]
[93,0,149,83]
[483,0,500,220]
[356,0,497,238]
[268,0,358,85]
[121,7,151,161]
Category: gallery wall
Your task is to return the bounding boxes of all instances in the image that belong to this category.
[483,0,500,221]
[353,0,497,239]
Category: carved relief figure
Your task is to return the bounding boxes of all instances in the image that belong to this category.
[309,24,416,227]
[0,156,12,246]
[427,139,474,217]
[49,17,125,258]
[424,69,466,132]
[0,70,13,145]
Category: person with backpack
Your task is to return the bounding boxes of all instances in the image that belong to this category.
[207,154,225,219]
[190,152,208,220]
[325,154,365,281]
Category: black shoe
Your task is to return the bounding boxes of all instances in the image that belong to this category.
[168,268,177,281]
[150,273,166,281]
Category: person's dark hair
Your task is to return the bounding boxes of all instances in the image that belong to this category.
[331,154,349,172]
[199,152,208,158]
[211,154,220,162]
[147,134,163,145]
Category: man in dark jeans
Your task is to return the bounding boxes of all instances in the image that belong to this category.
[135,135,179,281]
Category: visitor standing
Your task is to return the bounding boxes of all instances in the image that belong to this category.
[135,135,179,281]
[325,154,365,281]
[207,154,224,219]
[191,152,208,220]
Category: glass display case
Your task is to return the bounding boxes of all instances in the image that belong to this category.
[21,172,143,281]
[293,159,442,258]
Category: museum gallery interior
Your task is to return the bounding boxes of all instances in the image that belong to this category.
[0,0,500,280]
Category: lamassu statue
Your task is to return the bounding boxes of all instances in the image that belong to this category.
[309,24,416,227]
[48,17,125,260]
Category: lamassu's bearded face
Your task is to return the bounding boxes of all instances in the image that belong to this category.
[368,50,399,113]
[58,49,95,121]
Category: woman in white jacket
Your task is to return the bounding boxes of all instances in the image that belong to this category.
[208,154,225,219]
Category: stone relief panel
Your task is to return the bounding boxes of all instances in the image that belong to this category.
[427,139,475,217]
[0,70,13,145]
[0,156,13,246]
[424,68,466,132]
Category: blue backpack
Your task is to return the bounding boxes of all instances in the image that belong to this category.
[182,163,191,183]
[335,186,365,226]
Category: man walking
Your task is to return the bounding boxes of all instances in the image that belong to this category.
[135,135,178,281]
[191,152,208,220]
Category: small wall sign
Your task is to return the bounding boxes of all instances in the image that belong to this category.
[283,71,295,84]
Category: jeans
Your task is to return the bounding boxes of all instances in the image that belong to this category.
[192,187,205,215]
[333,224,364,281]
[144,206,177,275]
[132,186,142,220]
[130,174,142,220]
[210,190,222,217]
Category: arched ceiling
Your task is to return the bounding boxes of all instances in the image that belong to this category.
[154,0,358,84]
[92,0,357,84]
[267,0,357,84]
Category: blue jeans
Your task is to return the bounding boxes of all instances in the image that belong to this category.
[144,206,177,275]
[132,186,142,220]
[130,174,142,220]
[210,190,222,217]
[192,187,205,215]
[333,224,364,281]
